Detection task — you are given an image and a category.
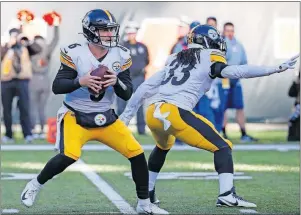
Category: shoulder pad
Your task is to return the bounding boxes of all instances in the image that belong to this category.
[61,43,83,57]
[117,44,130,52]
[117,45,131,60]
[210,49,227,64]
[60,43,82,70]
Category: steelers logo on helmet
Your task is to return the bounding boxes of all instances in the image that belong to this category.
[94,114,107,126]
[208,29,218,40]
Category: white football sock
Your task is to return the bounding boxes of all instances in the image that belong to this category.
[149,171,159,191]
[31,178,42,188]
[138,198,150,205]
[219,173,233,194]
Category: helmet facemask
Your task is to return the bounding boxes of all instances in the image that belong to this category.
[89,24,120,48]
[95,25,120,48]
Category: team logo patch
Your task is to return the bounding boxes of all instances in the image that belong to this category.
[138,46,144,54]
[94,114,107,126]
[208,29,218,40]
[112,61,121,72]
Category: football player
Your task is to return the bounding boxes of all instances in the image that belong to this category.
[20,9,165,214]
[120,24,299,208]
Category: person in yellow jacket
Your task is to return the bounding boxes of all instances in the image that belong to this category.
[1,28,33,144]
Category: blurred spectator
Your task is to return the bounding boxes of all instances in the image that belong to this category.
[170,17,190,54]
[287,70,300,141]
[1,28,33,143]
[30,22,60,139]
[206,16,217,28]
[222,22,258,142]
[117,21,149,135]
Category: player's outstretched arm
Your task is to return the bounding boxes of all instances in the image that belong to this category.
[210,54,299,79]
[119,69,166,125]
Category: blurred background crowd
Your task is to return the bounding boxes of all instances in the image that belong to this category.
[1,2,299,144]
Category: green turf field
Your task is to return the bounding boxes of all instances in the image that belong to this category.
[4,130,292,145]
[1,148,299,214]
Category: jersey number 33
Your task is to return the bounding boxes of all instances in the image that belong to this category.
[161,59,194,86]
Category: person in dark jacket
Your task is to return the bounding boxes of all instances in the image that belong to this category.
[1,28,35,144]
[288,70,300,141]
[30,20,60,139]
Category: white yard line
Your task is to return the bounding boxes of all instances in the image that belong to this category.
[74,159,137,214]
[240,209,258,214]
[1,144,299,151]
[1,209,19,214]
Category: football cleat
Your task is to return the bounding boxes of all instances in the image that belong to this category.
[151,203,169,214]
[21,179,42,207]
[149,188,160,205]
[136,198,152,214]
[216,187,257,208]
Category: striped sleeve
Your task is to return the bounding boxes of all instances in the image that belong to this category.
[60,49,76,70]
[210,50,227,64]
[121,57,132,71]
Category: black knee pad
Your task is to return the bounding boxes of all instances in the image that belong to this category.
[148,146,170,173]
[214,147,234,174]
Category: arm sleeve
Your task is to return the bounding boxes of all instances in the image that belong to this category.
[208,50,280,79]
[113,69,133,100]
[220,64,279,79]
[120,69,165,123]
[47,26,59,58]
[52,63,81,94]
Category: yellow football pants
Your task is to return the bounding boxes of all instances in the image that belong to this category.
[146,103,232,152]
[58,112,144,160]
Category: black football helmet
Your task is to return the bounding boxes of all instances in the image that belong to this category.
[82,9,120,48]
[187,24,226,53]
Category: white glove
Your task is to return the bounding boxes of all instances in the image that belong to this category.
[276,54,299,73]
[119,114,130,126]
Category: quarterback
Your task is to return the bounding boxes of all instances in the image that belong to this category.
[20,9,164,214]
[120,25,299,208]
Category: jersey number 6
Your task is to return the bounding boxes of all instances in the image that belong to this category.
[161,59,193,86]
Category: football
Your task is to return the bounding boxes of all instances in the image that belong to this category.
[88,65,110,95]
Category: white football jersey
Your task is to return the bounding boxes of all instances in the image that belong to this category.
[149,49,227,111]
[60,42,132,113]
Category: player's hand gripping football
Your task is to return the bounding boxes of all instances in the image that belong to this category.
[79,70,102,94]
[276,54,299,73]
[100,69,118,87]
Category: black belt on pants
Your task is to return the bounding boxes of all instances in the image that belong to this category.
[63,101,118,128]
